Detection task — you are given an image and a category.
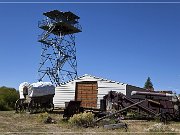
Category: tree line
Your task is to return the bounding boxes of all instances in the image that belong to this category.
[0,86,19,111]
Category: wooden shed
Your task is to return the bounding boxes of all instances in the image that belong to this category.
[53,74,145,108]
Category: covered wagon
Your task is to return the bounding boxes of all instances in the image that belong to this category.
[15,82,55,113]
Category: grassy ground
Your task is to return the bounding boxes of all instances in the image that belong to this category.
[0,111,180,134]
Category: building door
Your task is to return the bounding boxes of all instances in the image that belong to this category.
[75,81,98,108]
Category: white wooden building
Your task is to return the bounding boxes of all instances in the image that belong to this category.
[53,74,145,108]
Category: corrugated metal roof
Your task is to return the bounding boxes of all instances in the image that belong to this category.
[59,74,127,86]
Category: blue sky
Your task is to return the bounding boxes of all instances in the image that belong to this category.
[0,1,180,93]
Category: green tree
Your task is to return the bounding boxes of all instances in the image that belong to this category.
[0,86,19,111]
[144,77,154,91]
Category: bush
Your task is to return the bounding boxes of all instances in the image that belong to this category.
[0,99,10,111]
[0,86,19,111]
[68,112,94,127]
[37,112,49,123]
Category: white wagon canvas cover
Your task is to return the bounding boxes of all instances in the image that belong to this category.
[19,82,55,99]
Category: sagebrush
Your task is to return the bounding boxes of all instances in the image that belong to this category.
[37,112,49,122]
[68,112,94,127]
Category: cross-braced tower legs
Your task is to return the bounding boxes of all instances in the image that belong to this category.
[38,10,81,86]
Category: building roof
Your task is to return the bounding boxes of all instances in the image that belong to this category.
[60,74,127,86]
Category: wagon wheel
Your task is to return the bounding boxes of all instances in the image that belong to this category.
[45,102,54,112]
[28,99,37,114]
[160,113,169,124]
[15,99,25,113]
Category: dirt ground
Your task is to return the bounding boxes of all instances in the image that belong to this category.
[0,111,180,134]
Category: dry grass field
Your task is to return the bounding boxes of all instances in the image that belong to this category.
[0,111,180,134]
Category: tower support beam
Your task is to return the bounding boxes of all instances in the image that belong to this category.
[38,10,82,86]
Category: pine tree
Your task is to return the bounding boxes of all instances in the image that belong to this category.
[144,77,154,91]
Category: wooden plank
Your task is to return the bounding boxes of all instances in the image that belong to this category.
[82,101,97,103]
[80,87,94,90]
[75,81,98,108]
[77,99,97,101]
[77,95,97,99]
[81,103,97,107]
[82,103,97,106]
[80,90,97,93]
[78,91,97,96]
[79,100,97,103]
[77,98,96,100]
[83,84,94,87]
[77,89,97,91]
[77,91,96,94]
[81,102,97,105]
[78,89,98,92]
[77,96,97,99]
[78,95,97,97]
[81,102,97,104]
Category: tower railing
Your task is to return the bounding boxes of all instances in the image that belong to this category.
[38,19,82,32]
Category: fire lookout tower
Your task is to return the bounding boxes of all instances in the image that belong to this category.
[38,10,82,86]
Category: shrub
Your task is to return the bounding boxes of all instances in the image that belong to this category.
[68,112,94,127]
[37,112,57,124]
[37,112,49,123]
[0,99,10,111]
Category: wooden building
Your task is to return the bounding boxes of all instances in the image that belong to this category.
[53,74,145,108]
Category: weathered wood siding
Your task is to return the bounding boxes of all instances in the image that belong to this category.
[76,81,98,108]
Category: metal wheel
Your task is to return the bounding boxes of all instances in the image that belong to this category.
[15,99,25,113]
[45,102,54,112]
[28,99,37,114]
